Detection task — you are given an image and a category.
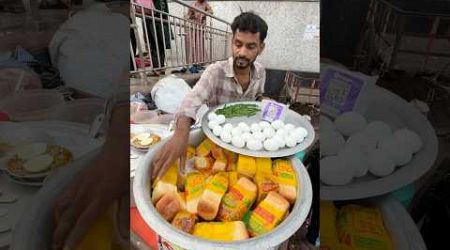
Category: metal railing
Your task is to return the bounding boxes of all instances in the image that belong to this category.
[354,0,450,75]
[130,0,232,78]
[281,72,320,105]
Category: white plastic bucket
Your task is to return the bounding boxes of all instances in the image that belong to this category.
[133,128,313,250]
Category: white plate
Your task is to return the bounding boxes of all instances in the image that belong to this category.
[11,149,101,249]
[320,87,438,200]
[130,124,172,153]
[0,121,103,180]
[202,101,316,158]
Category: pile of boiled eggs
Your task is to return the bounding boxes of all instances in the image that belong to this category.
[207,112,308,151]
[320,111,423,186]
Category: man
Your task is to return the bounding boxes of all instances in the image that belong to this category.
[152,11,268,179]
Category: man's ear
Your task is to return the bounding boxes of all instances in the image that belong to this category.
[259,42,265,55]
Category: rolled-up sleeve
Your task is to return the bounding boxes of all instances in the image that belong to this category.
[177,67,215,120]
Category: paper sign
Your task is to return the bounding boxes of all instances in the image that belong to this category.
[320,67,366,118]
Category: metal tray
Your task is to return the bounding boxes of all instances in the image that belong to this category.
[201,101,315,158]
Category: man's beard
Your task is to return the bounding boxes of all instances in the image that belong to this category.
[234,56,253,69]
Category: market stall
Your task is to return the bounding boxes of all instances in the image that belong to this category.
[131,99,318,249]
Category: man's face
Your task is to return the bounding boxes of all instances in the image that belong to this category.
[232,30,265,70]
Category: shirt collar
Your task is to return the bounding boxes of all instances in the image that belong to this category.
[224,57,262,80]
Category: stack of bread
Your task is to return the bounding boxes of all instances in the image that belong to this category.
[151,138,299,241]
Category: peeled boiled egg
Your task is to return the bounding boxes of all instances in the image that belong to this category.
[364,121,392,144]
[250,123,261,133]
[24,154,53,173]
[368,149,395,177]
[285,137,297,148]
[320,115,335,133]
[259,121,271,129]
[283,123,295,132]
[275,128,287,139]
[321,130,345,157]
[220,131,232,143]
[272,135,286,148]
[17,142,47,160]
[320,156,353,186]
[223,123,233,133]
[394,128,422,153]
[334,111,367,137]
[252,131,266,142]
[263,127,276,139]
[238,122,250,132]
[231,127,242,137]
[290,130,306,144]
[346,132,377,154]
[378,136,413,166]
[338,146,368,178]
[271,120,285,130]
[208,121,219,130]
[294,127,308,138]
[212,125,223,137]
[215,115,226,125]
[247,139,263,151]
[231,136,245,148]
[207,112,218,122]
[241,132,252,142]
[263,139,279,151]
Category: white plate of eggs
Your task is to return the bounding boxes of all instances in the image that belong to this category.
[201,101,316,158]
[320,86,438,200]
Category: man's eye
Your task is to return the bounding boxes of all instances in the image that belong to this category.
[247,45,256,49]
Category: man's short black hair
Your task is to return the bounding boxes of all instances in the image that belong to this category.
[231,12,268,42]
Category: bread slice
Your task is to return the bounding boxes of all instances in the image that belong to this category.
[197,173,228,220]
[155,192,181,221]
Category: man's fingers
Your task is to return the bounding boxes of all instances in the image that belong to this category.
[53,186,80,224]
[63,201,106,250]
[179,155,186,175]
[51,207,79,250]
[157,154,175,179]
[54,197,70,224]
[151,150,165,179]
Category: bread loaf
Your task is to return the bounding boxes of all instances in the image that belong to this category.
[245,191,289,236]
[217,177,257,221]
[193,221,249,241]
[155,192,182,221]
[197,172,229,220]
[273,159,297,203]
[185,172,206,214]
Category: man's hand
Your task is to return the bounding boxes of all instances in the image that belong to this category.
[152,129,189,179]
[52,146,128,250]
[152,115,193,179]
[52,105,129,250]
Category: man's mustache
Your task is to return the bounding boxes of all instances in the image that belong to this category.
[235,57,250,62]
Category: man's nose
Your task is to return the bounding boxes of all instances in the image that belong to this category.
[237,47,249,57]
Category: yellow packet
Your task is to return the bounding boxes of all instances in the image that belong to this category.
[193,221,249,241]
[151,162,178,203]
[336,205,393,250]
[217,177,257,221]
[245,191,289,236]
[237,155,257,178]
[185,172,206,214]
[273,159,297,203]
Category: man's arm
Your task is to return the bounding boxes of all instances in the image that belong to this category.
[152,66,215,178]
